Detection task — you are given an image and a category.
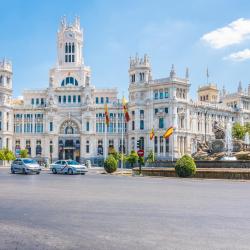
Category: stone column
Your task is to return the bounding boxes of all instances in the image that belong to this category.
[80,135,85,161]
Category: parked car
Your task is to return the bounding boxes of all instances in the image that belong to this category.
[11,158,41,174]
[50,160,88,175]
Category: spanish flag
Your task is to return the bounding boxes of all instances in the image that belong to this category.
[104,103,110,125]
[163,126,174,139]
[122,97,130,122]
[150,128,155,140]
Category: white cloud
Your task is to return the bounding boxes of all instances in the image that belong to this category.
[224,49,250,61]
[201,18,250,49]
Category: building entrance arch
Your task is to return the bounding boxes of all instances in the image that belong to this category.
[58,120,81,162]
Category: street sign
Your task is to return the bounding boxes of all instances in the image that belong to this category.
[137,149,144,157]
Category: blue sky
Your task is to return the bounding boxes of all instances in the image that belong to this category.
[1,0,250,98]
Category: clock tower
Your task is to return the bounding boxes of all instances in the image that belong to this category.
[49,16,91,88]
[57,16,83,67]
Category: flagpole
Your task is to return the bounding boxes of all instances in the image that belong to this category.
[105,120,107,160]
[104,103,108,161]
[121,97,124,173]
[151,99,154,163]
[152,127,155,163]
[171,80,174,162]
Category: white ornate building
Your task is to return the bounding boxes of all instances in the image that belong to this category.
[1,17,250,164]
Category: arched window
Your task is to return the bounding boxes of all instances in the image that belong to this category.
[65,126,74,134]
[65,42,75,63]
[61,77,79,86]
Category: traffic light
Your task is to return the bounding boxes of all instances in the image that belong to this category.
[137,139,141,149]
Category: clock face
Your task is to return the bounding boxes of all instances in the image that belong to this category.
[66,32,74,39]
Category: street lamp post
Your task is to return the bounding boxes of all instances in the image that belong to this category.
[204,110,208,145]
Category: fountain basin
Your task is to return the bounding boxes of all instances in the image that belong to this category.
[220,156,237,161]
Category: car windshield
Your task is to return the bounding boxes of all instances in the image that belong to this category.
[67,160,79,165]
[23,159,37,164]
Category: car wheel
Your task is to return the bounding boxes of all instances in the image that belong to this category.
[36,171,40,175]
[52,168,57,174]
[68,168,73,175]
[81,173,85,175]
[11,168,15,174]
[22,168,27,175]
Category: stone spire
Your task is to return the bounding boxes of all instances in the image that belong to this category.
[238,81,243,93]
[60,15,66,31]
[222,85,226,96]
[170,64,176,79]
[185,67,189,79]
[74,16,80,30]
[248,83,250,96]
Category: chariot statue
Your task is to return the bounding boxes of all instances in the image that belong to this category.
[212,121,225,139]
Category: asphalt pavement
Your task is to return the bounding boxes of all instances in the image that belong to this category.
[0,168,250,250]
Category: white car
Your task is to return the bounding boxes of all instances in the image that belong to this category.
[11,158,41,174]
[50,160,88,175]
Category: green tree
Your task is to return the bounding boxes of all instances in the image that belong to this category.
[127,150,139,168]
[0,150,5,161]
[232,122,246,140]
[5,151,15,162]
[20,149,28,158]
[104,155,118,173]
[0,148,15,163]
[245,122,250,134]
[146,150,156,164]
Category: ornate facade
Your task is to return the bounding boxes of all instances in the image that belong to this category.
[1,17,250,164]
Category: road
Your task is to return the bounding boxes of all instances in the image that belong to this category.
[0,168,250,250]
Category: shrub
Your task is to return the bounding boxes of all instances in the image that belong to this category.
[175,155,196,178]
[138,156,145,166]
[108,148,120,161]
[20,149,28,158]
[104,155,118,173]
[146,150,156,164]
[127,150,139,168]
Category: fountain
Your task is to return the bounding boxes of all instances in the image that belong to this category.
[192,121,244,161]
[221,122,237,161]
[245,132,250,147]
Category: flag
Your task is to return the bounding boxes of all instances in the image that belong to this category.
[150,128,155,140]
[122,97,130,122]
[163,126,174,139]
[104,103,110,125]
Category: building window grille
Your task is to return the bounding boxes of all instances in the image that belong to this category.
[140,120,144,130]
[160,136,163,153]
[86,121,90,131]
[49,122,53,132]
[159,117,164,129]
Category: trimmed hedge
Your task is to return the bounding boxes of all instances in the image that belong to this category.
[175,155,196,177]
[104,155,118,173]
